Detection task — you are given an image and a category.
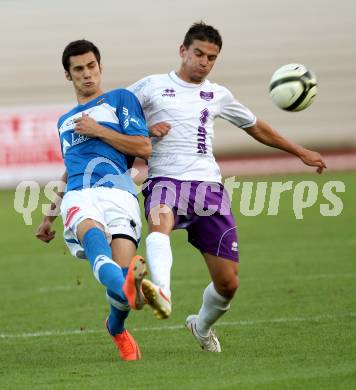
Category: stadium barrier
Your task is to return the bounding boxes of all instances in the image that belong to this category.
[1,106,355,188]
[0,106,67,188]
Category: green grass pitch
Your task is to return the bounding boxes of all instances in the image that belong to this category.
[0,171,355,389]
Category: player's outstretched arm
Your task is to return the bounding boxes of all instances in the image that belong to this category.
[36,171,67,243]
[244,119,327,174]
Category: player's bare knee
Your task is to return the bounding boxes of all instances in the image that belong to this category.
[76,218,104,242]
[216,277,238,299]
[226,278,239,298]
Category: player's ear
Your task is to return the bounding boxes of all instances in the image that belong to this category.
[179,44,186,59]
[99,62,103,74]
[65,71,72,81]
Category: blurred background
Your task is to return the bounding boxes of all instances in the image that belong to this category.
[0,0,355,186]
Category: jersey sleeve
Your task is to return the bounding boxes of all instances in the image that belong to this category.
[118,89,149,137]
[218,87,257,129]
[126,76,151,108]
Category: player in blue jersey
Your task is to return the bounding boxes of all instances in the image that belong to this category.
[36,40,160,361]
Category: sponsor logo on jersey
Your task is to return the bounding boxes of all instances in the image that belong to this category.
[197,108,209,154]
[62,133,89,155]
[72,133,89,146]
[162,88,176,97]
[200,91,214,101]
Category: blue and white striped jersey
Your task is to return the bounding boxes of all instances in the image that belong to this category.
[57,88,148,194]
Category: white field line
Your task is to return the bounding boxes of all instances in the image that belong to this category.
[244,273,356,282]
[35,273,356,293]
[1,312,355,340]
[174,273,356,285]
[291,273,356,280]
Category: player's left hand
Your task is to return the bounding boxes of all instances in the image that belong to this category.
[74,113,102,137]
[299,149,327,174]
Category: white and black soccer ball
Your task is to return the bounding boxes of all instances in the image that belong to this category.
[269,63,317,112]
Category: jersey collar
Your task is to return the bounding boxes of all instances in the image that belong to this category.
[168,71,206,88]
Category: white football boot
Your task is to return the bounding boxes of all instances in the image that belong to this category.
[141,279,172,319]
[185,314,221,352]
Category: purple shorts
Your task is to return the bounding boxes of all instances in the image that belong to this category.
[142,177,239,262]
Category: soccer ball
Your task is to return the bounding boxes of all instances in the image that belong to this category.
[269,63,317,112]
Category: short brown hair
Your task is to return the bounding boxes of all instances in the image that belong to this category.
[183,22,222,51]
[62,39,101,72]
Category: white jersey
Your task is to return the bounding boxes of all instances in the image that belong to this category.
[128,71,256,182]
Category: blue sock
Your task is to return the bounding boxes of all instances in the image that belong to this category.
[82,227,126,300]
[107,268,130,335]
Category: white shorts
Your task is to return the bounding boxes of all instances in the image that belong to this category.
[60,187,142,259]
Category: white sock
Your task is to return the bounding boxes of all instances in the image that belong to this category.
[196,282,231,336]
[146,232,173,299]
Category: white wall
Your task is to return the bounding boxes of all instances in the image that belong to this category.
[0,0,355,186]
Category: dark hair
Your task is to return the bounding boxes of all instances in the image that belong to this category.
[62,39,101,72]
[183,22,222,51]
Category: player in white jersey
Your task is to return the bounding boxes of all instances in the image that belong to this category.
[130,70,256,182]
[35,40,163,361]
[126,22,326,352]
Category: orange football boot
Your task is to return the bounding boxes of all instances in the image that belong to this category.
[106,321,142,361]
[122,255,147,310]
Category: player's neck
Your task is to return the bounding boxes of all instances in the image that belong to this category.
[77,89,104,105]
[176,69,204,85]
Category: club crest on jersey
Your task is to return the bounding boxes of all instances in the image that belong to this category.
[162,88,176,97]
[200,91,214,101]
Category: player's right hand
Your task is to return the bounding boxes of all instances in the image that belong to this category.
[74,113,101,138]
[149,121,171,137]
[299,148,327,174]
[36,219,56,243]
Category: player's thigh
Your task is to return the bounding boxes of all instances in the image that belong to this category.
[111,237,137,268]
[101,188,142,249]
[143,178,178,234]
[203,252,240,298]
[61,189,106,243]
[148,204,175,234]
